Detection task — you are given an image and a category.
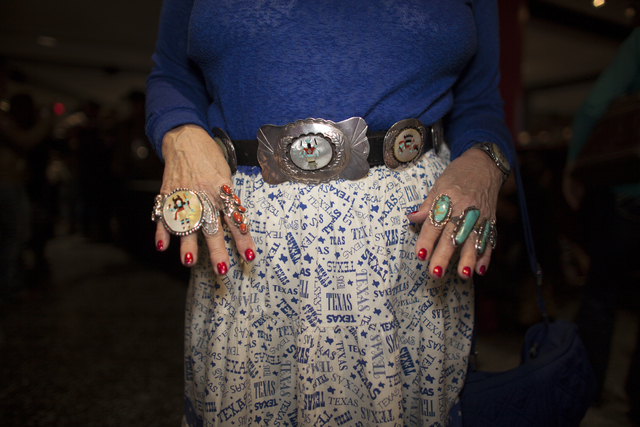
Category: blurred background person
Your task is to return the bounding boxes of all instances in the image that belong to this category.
[0,90,54,300]
[65,100,114,242]
[563,27,640,419]
[109,90,163,255]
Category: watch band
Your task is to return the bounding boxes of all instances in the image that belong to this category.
[471,141,511,182]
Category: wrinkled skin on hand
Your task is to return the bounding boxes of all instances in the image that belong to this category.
[155,124,256,273]
[408,148,504,279]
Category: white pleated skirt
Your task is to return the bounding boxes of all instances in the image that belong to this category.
[182,146,473,427]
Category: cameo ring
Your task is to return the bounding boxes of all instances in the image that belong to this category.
[450,207,481,247]
[219,185,250,234]
[152,189,219,236]
[429,194,453,227]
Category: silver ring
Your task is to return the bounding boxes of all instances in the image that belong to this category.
[450,206,481,247]
[489,220,497,250]
[197,191,219,236]
[151,189,219,236]
[474,218,496,255]
[428,193,452,227]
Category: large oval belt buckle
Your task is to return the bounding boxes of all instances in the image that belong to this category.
[257,117,370,185]
[383,118,428,170]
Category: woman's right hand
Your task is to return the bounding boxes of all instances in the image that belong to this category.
[155,124,256,274]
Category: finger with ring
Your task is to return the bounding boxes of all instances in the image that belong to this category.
[429,193,453,227]
[152,188,219,236]
[450,206,481,247]
[474,218,497,255]
[219,184,250,234]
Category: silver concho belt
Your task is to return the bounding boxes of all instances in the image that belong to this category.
[212,117,443,185]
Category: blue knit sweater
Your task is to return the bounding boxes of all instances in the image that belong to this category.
[146,0,514,167]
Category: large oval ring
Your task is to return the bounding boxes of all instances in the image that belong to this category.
[151,189,219,236]
[428,193,452,227]
[450,206,481,247]
[474,218,497,255]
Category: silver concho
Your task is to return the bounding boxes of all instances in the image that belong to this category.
[383,118,428,170]
[212,127,237,174]
[257,117,370,185]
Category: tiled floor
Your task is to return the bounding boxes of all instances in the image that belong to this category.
[0,234,636,426]
[0,235,185,426]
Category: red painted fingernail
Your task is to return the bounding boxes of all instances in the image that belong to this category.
[245,249,255,262]
[479,265,487,276]
[433,266,443,278]
[217,262,228,275]
[184,252,194,265]
[156,240,164,251]
[417,248,427,261]
[462,266,471,278]
[408,210,419,216]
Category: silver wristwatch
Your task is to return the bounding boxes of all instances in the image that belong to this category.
[471,141,511,182]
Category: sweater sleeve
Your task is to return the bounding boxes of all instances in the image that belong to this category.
[567,28,640,162]
[145,0,212,160]
[445,0,516,167]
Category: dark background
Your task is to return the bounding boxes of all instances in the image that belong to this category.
[1,1,639,426]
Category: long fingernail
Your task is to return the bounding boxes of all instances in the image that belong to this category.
[479,265,487,276]
[156,240,164,251]
[462,266,471,278]
[245,249,255,262]
[417,248,427,261]
[217,262,228,275]
[184,252,194,265]
[433,266,443,278]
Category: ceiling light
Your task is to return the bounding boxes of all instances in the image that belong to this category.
[136,146,149,159]
[593,0,605,7]
[53,102,66,116]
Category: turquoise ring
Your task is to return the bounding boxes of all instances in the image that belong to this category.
[475,218,496,255]
[429,193,453,227]
[451,207,481,247]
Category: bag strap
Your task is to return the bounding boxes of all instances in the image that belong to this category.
[467,153,547,372]
[512,158,549,323]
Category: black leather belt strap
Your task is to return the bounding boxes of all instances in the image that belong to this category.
[231,128,434,167]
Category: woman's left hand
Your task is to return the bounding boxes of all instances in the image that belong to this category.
[408,147,504,280]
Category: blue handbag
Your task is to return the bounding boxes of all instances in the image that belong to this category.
[459,161,597,426]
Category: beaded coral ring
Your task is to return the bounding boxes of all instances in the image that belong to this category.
[219,185,250,234]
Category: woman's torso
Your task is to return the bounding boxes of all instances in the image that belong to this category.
[185,0,477,138]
